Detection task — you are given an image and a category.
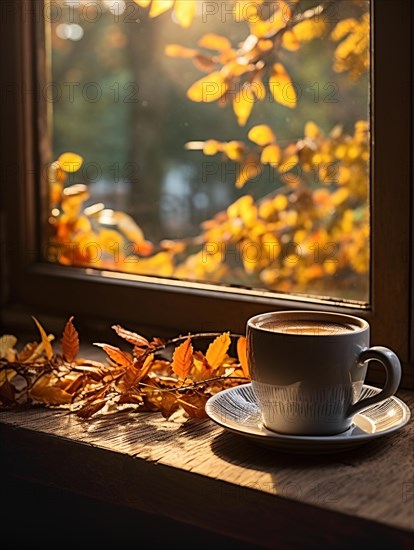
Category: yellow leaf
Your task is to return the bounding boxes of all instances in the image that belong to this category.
[261,144,281,166]
[203,140,221,155]
[236,156,263,188]
[279,153,299,174]
[149,0,174,18]
[305,121,320,140]
[134,0,151,7]
[113,211,145,243]
[248,125,276,146]
[237,337,249,378]
[292,19,326,42]
[172,338,194,379]
[269,63,296,108]
[198,33,231,52]
[187,72,228,103]
[250,1,290,38]
[223,141,245,162]
[251,75,266,100]
[233,90,254,127]
[58,152,83,173]
[174,0,195,28]
[282,30,300,51]
[205,332,231,370]
[32,317,54,360]
[165,44,197,58]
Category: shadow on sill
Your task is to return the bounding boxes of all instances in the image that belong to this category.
[4,475,266,550]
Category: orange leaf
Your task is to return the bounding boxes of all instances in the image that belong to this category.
[248,124,276,146]
[172,338,194,379]
[62,316,79,363]
[174,0,196,28]
[187,72,228,103]
[94,343,133,368]
[269,63,297,108]
[30,374,72,405]
[32,317,54,360]
[136,353,155,383]
[198,33,231,52]
[205,332,231,370]
[237,337,249,378]
[112,325,149,348]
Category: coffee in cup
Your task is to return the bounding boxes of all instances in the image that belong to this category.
[247,311,401,436]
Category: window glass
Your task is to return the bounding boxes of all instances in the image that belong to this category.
[47,0,370,303]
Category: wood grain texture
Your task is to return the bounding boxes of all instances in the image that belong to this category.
[0,390,413,548]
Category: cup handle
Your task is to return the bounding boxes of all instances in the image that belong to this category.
[347,346,401,418]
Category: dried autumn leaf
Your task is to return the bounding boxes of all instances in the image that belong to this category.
[62,316,79,363]
[32,317,54,360]
[261,144,281,166]
[0,335,17,359]
[0,378,15,405]
[57,152,83,173]
[136,353,155,383]
[269,63,296,108]
[174,0,196,28]
[30,374,72,405]
[248,124,276,146]
[205,332,231,370]
[112,325,149,348]
[237,337,249,378]
[172,338,194,379]
[198,33,231,52]
[187,72,228,103]
[17,342,39,362]
[94,344,133,368]
[177,392,209,418]
[155,391,180,419]
[77,398,107,419]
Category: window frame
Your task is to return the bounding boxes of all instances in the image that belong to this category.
[1,0,413,387]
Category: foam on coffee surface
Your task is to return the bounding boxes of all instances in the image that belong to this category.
[260,320,358,336]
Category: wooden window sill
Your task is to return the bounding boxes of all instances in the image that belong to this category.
[1,389,413,549]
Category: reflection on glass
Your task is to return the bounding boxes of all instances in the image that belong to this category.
[47,0,371,303]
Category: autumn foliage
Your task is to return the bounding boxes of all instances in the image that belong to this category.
[0,318,249,419]
[49,0,370,301]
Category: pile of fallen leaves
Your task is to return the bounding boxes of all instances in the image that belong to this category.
[0,317,249,419]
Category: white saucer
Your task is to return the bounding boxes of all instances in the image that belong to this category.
[205,383,411,454]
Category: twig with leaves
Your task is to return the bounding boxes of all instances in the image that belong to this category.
[0,317,250,420]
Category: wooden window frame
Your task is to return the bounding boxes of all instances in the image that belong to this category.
[0,0,413,387]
